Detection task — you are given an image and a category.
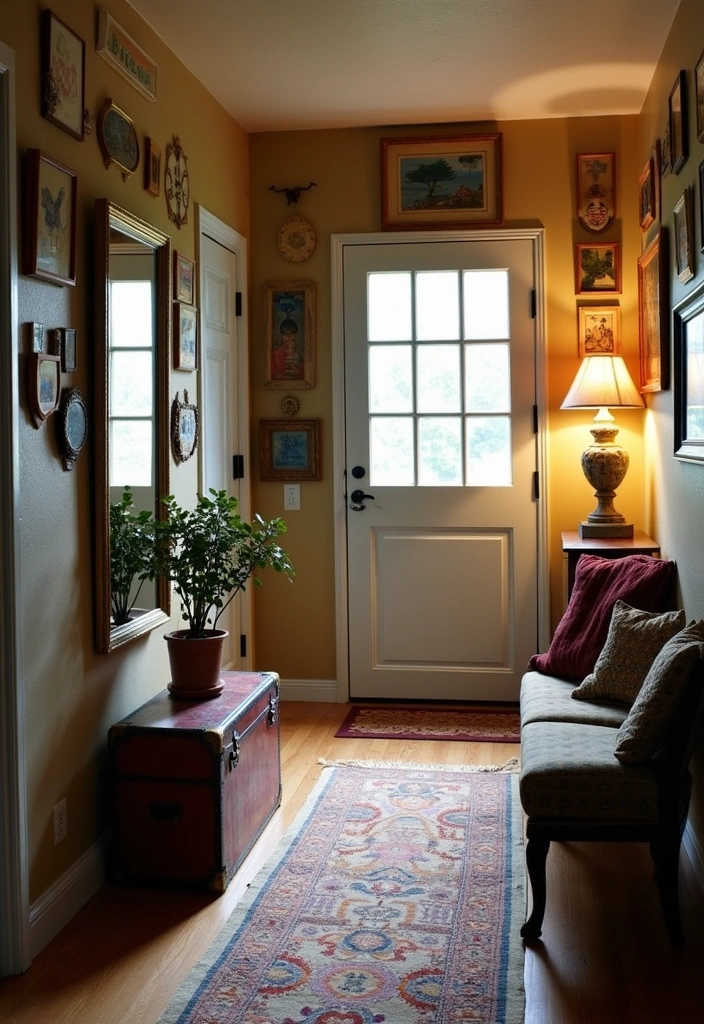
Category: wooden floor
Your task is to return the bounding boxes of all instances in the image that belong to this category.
[1,700,703,1023]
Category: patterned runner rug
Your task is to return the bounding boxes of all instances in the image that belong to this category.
[335,705,521,743]
[159,763,525,1024]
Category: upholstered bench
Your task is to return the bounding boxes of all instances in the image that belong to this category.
[517,553,704,947]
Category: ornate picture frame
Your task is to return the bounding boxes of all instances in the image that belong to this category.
[673,281,704,463]
[575,243,620,294]
[24,149,77,287]
[638,229,669,393]
[674,188,694,284]
[97,99,139,179]
[144,137,161,196]
[41,9,85,140]
[263,281,315,389]
[56,386,87,471]
[638,156,656,230]
[259,419,321,481]
[171,390,199,463]
[380,134,503,230]
[576,152,615,232]
[668,70,688,175]
[173,302,198,371]
[27,352,61,428]
[174,252,195,305]
[578,306,621,357]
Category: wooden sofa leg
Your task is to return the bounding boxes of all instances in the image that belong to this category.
[650,831,684,948]
[521,835,550,940]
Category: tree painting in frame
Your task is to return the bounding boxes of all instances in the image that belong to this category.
[575,243,620,293]
[24,150,77,286]
[578,306,621,357]
[264,282,315,389]
[173,302,197,371]
[638,229,669,392]
[41,10,85,140]
[576,153,615,232]
[259,420,321,481]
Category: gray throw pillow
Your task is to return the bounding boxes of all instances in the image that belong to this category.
[613,621,704,763]
[571,601,686,706]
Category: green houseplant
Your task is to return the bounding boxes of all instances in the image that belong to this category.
[109,487,157,627]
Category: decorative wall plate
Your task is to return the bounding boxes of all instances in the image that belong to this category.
[97,99,139,179]
[171,390,198,462]
[165,135,190,229]
[57,386,87,470]
[278,214,315,262]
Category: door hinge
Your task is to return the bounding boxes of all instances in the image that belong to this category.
[530,289,536,318]
[533,471,540,500]
[233,454,244,479]
[532,404,538,433]
[240,634,247,658]
[235,292,242,316]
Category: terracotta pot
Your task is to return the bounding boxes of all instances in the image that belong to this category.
[164,629,228,700]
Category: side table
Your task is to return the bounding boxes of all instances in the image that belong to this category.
[561,530,660,599]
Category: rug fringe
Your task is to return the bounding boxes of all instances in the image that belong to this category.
[318,756,520,772]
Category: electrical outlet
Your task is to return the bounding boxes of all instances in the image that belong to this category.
[53,798,67,845]
[283,483,301,511]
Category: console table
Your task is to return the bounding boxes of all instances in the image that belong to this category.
[561,530,660,598]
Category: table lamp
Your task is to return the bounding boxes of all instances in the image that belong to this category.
[561,354,644,538]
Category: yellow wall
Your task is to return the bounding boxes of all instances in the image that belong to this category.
[0,0,249,900]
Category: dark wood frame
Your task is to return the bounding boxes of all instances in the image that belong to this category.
[56,386,87,471]
[170,390,199,463]
[173,301,198,371]
[673,280,704,463]
[695,49,704,144]
[638,229,669,393]
[638,156,656,230]
[673,188,694,284]
[259,419,321,481]
[263,281,316,390]
[24,149,77,286]
[27,352,60,428]
[576,152,615,232]
[173,251,195,304]
[41,9,85,141]
[699,160,704,254]
[575,243,620,293]
[59,327,77,372]
[144,137,161,196]
[668,70,688,175]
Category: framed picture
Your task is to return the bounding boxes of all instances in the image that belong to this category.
[263,281,315,389]
[28,322,44,353]
[144,138,161,196]
[60,328,77,373]
[576,153,615,232]
[97,99,139,178]
[171,390,199,463]
[695,50,704,144]
[41,10,85,140]
[651,138,662,227]
[23,149,77,287]
[661,122,672,178]
[673,281,704,463]
[668,70,688,175]
[575,243,620,293]
[699,160,704,254]
[56,386,87,471]
[578,306,621,357]
[638,157,655,230]
[96,7,157,101]
[173,302,198,371]
[27,352,61,428]
[638,229,669,393]
[380,134,503,230]
[260,419,321,481]
[174,252,195,304]
[674,188,694,284]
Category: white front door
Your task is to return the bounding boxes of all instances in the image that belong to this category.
[343,236,542,701]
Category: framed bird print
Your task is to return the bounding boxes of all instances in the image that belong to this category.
[23,149,77,286]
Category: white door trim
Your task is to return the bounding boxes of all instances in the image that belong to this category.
[0,39,31,975]
[331,229,549,705]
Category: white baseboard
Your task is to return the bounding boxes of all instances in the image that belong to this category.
[279,678,342,703]
[29,832,108,959]
[683,820,704,894]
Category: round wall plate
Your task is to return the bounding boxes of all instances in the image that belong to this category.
[278,215,315,262]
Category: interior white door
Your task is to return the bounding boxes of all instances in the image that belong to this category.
[344,238,539,701]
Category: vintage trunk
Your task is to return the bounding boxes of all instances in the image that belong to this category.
[108,671,281,891]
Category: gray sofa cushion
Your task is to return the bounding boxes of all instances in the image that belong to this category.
[520,671,627,728]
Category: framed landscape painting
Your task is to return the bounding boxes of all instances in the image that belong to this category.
[575,243,620,293]
[381,134,503,230]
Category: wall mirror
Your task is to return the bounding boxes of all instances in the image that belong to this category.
[94,199,171,653]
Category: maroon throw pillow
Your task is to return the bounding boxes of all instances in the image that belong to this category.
[529,554,675,680]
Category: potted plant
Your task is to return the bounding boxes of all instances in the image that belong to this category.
[109,487,157,627]
[151,488,294,699]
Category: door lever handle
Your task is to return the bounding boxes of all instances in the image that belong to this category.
[350,489,375,511]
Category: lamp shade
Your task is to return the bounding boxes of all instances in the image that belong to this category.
[561,355,644,410]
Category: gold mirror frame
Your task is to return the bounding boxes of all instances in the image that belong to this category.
[94,199,171,653]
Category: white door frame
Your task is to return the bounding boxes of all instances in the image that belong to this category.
[0,39,31,975]
[331,229,549,704]
[195,206,252,665]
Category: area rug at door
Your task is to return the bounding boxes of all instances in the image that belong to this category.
[158,763,525,1024]
[335,705,521,743]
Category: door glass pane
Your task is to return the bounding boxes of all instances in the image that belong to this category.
[110,421,153,486]
[463,270,509,339]
[110,351,153,416]
[418,417,462,485]
[466,416,512,485]
[370,417,414,485]
[368,272,412,341]
[417,344,461,413]
[110,281,153,348]
[416,271,460,340]
[369,345,413,413]
[465,343,510,412]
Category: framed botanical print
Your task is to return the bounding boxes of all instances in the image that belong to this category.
[259,419,321,481]
[674,188,694,284]
[673,282,704,463]
[23,149,77,286]
[578,306,621,357]
[575,243,620,293]
[263,281,315,389]
[638,229,669,392]
[668,70,688,175]
[41,10,85,140]
[173,302,198,371]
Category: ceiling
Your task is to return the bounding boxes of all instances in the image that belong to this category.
[127,0,681,133]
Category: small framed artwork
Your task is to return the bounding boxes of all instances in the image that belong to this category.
[638,157,655,230]
[171,390,199,462]
[661,122,672,178]
[41,10,85,141]
[380,134,503,230]
[56,386,87,471]
[60,328,77,372]
[144,138,161,196]
[668,70,688,175]
[27,352,61,428]
[259,419,321,481]
[23,150,77,287]
[673,282,704,463]
[638,229,669,393]
[173,302,198,371]
[575,243,620,293]
[576,153,615,232]
[97,99,139,179]
[96,7,157,101]
[28,322,44,353]
[695,50,704,144]
[674,188,694,284]
[264,281,315,389]
[578,306,621,357]
[699,160,704,254]
[174,252,195,305]
[651,138,662,227]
